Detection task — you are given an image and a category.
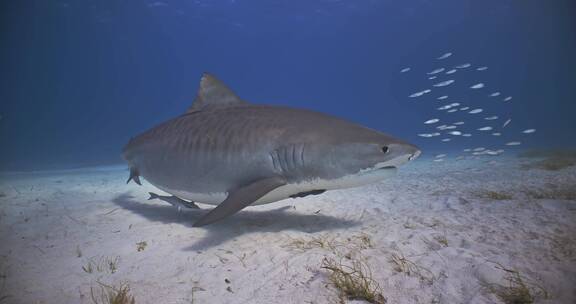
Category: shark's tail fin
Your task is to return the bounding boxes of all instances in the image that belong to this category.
[148,192,159,200]
[126,167,142,185]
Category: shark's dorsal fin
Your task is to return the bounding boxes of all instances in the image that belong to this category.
[187,73,246,113]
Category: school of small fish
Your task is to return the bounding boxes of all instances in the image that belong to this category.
[401,51,537,162]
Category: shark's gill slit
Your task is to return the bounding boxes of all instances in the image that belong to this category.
[291,145,298,171]
[270,152,279,171]
[299,144,305,168]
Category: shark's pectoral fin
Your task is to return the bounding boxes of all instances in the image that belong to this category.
[147,192,160,200]
[192,176,287,227]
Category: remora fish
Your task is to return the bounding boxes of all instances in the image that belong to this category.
[148,192,200,211]
[122,73,421,226]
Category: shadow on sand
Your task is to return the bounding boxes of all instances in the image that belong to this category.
[112,193,360,251]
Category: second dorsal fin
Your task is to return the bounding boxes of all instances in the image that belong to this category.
[187,73,246,113]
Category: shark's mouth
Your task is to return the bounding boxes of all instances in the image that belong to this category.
[358,163,399,176]
[379,166,396,169]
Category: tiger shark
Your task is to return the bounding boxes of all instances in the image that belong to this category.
[122,73,421,227]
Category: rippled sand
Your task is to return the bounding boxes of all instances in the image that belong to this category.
[1,157,574,303]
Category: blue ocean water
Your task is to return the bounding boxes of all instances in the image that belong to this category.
[0,0,575,171]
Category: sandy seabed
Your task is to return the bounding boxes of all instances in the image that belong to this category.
[0,157,575,304]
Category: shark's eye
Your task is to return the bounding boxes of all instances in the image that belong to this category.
[381,146,389,154]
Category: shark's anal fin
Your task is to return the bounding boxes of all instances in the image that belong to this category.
[127,167,142,186]
[192,176,287,227]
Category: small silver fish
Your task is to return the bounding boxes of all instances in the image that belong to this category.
[476,66,488,71]
[470,83,485,89]
[490,92,501,97]
[428,68,445,75]
[400,67,411,73]
[418,132,441,138]
[409,89,432,98]
[505,141,521,146]
[477,126,493,131]
[437,52,452,60]
[503,119,512,128]
[433,80,455,87]
[484,116,499,120]
[437,125,456,130]
[522,129,536,134]
[503,96,513,101]
[455,63,471,69]
[469,109,483,114]
[446,69,457,74]
[424,118,440,124]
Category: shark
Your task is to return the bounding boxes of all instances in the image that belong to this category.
[122,73,421,227]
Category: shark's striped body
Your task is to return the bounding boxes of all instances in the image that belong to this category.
[123,74,420,226]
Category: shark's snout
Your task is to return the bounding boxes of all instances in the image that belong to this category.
[394,141,420,160]
[381,142,421,167]
[408,147,421,161]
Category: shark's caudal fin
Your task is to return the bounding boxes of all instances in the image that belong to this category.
[187,73,247,113]
[192,176,286,227]
[126,167,142,185]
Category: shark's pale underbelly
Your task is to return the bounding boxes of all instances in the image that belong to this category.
[151,167,397,206]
